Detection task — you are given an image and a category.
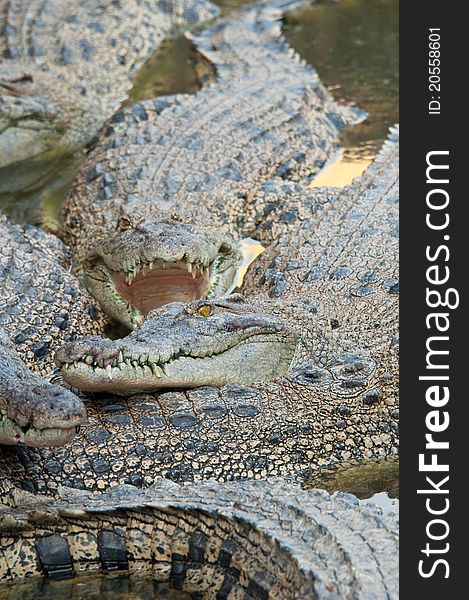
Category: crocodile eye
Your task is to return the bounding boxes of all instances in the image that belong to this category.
[197,304,212,317]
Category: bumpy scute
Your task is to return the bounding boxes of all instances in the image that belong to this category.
[60,0,364,327]
[0,479,398,599]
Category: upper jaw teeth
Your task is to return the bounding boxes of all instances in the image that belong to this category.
[123,259,209,285]
[67,351,166,379]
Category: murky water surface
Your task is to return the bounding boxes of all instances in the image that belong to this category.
[284,0,398,185]
[0,575,192,600]
[1,1,398,596]
[305,457,399,509]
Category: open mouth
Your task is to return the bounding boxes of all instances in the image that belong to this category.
[111,259,211,315]
[85,250,239,329]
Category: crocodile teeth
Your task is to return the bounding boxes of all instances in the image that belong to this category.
[106,364,113,379]
[85,355,93,365]
[118,351,123,363]
[151,364,163,377]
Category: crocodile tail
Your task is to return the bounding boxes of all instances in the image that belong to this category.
[187,0,367,131]
[1,479,398,596]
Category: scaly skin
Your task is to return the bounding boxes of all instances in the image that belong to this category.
[0,329,84,447]
[0,139,398,588]
[0,479,398,597]
[0,212,107,445]
[0,213,107,375]
[0,0,219,188]
[59,128,399,395]
[56,295,300,393]
[60,0,364,329]
[0,130,398,496]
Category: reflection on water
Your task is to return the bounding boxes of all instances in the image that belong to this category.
[284,0,398,185]
[127,37,213,106]
[284,0,398,147]
[304,458,399,512]
[0,153,84,228]
[0,575,191,600]
[308,146,373,188]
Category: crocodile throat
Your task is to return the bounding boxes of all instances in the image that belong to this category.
[111,260,211,315]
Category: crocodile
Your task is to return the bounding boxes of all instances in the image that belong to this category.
[0,11,398,597]
[0,211,399,596]
[0,129,398,496]
[0,328,86,447]
[0,479,398,596]
[0,212,107,445]
[59,127,399,393]
[0,234,399,599]
[0,0,219,195]
[59,0,364,329]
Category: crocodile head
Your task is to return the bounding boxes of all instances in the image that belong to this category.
[0,382,85,447]
[80,218,242,330]
[0,366,85,448]
[0,324,85,447]
[57,295,299,393]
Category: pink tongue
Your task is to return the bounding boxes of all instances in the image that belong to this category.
[112,268,210,314]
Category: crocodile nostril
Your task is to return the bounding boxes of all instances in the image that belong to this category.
[31,385,48,396]
[31,385,66,399]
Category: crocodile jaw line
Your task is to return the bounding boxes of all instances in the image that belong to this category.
[84,257,236,329]
[0,414,81,447]
[60,334,296,393]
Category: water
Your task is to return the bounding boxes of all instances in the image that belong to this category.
[304,457,399,511]
[284,0,399,186]
[0,575,192,600]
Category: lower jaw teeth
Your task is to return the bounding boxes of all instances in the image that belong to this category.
[72,357,167,380]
